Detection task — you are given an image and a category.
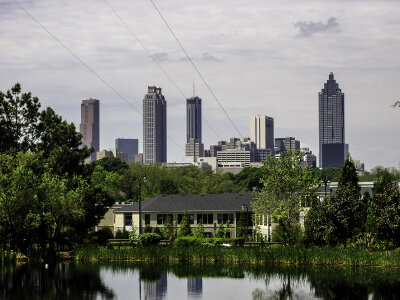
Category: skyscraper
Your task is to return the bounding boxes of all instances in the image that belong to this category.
[319,73,348,168]
[186,95,203,159]
[250,115,274,154]
[80,98,99,163]
[186,96,202,142]
[143,86,167,164]
[115,138,138,162]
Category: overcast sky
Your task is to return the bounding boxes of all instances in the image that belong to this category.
[1,0,399,169]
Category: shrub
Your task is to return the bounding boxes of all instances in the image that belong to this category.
[144,225,153,233]
[115,229,129,239]
[138,233,161,246]
[153,227,162,236]
[272,222,303,246]
[174,236,204,247]
[95,227,114,245]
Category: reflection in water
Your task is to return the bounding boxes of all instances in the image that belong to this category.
[187,278,203,299]
[144,273,167,300]
[2,262,400,299]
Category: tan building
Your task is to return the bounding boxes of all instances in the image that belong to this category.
[80,99,100,163]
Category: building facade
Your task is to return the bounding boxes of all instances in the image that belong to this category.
[250,115,274,154]
[319,73,348,168]
[115,138,138,162]
[80,98,100,163]
[185,138,204,159]
[143,86,167,164]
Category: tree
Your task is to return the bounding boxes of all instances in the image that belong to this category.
[323,158,365,246]
[224,220,232,238]
[0,83,41,153]
[236,212,248,238]
[177,212,192,237]
[370,170,400,247]
[193,220,205,238]
[162,216,175,241]
[215,223,225,238]
[253,150,318,243]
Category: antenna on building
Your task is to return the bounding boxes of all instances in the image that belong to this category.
[193,79,195,97]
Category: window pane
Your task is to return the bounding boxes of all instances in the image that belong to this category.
[178,214,183,224]
[189,214,194,225]
[208,214,213,224]
[157,214,162,225]
[145,214,150,225]
[125,214,132,226]
[217,214,223,224]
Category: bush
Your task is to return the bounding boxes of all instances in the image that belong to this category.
[138,233,161,246]
[94,227,114,246]
[144,225,152,233]
[153,227,162,236]
[174,236,205,247]
[115,229,129,239]
[272,222,303,246]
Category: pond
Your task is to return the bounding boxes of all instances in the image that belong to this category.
[1,262,400,299]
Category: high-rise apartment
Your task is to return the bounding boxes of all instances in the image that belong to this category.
[319,73,348,168]
[115,138,138,162]
[250,115,274,154]
[80,98,99,163]
[143,86,167,164]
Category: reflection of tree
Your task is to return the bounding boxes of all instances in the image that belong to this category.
[0,263,115,300]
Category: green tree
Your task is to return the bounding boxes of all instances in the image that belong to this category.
[236,212,248,238]
[253,150,318,243]
[193,220,205,238]
[224,220,232,238]
[324,158,364,246]
[370,170,400,247]
[162,216,175,241]
[0,83,41,153]
[215,222,225,238]
[177,212,192,237]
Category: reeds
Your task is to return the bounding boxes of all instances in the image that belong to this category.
[0,249,16,264]
[73,245,400,267]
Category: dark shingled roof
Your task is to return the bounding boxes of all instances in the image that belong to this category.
[114,193,254,213]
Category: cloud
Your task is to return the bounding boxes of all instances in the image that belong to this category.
[201,52,223,62]
[153,52,168,62]
[294,17,340,37]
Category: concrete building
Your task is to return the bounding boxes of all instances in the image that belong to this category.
[301,147,317,168]
[96,150,113,160]
[115,138,138,162]
[80,98,99,163]
[143,86,167,164]
[319,73,348,168]
[185,138,204,159]
[217,149,251,167]
[134,153,143,164]
[275,137,300,154]
[96,149,128,162]
[110,148,128,162]
[250,115,274,154]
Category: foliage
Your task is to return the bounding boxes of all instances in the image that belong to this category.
[369,170,400,247]
[236,212,248,239]
[144,225,152,233]
[271,221,304,246]
[93,157,128,174]
[224,220,232,238]
[234,167,264,191]
[128,220,138,242]
[312,167,343,182]
[193,220,205,238]
[94,227,114,246]
[253,150,318,239]
[115,230,129,239]
[137,233,161,246]
[215,223,225,238]
[177,212,192,237]
[161,216,175,241]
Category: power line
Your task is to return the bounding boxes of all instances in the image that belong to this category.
[11,0,184,152]
[104,0,222,141]
[149,0,244,139]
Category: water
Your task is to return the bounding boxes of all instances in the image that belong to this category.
[1,262,400,299]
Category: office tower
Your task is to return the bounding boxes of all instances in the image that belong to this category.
[186,96,202,142]
[274,137,300,154]
[80,98,99,163]
[115,138,138,162]
[143,86,167,164]
[319,73,348,168]
[250,115,274,154]
[185,138,204,159]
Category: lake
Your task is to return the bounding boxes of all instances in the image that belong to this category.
[1,262,400,299]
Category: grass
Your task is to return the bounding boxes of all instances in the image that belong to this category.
[73,244,400,267]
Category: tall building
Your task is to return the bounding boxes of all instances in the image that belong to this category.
[186,96,203,160]
[80,98,99,163]
[143,86,167,164]
[250,115,274,154]
[319,73,348,168]
[275,137,300,154]
[186,96,202,142]
[115,138,138,162]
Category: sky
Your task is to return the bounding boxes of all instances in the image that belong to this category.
[1,0,399,170]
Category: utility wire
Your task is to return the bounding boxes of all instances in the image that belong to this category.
[104,0,222,140]
[12,0,184,151]
[149,0,244,139]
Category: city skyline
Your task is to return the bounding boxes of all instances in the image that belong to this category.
[1,0,399,169]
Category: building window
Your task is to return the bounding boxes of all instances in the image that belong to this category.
[124,214,132,226]
[145,214,150,225]
[197,214,213,224]
[156,214,173,225]
[217,213,233,224]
